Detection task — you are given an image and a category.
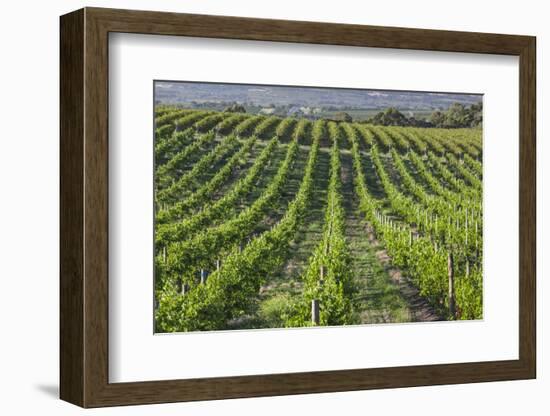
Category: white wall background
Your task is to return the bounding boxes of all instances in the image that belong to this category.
[0,0,545,414]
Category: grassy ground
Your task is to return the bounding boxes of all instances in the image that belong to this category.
[225,143,315,329]
[254,145,331,328]
[339,149,412,324]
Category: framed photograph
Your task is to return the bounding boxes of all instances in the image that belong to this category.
[60,7,536,407]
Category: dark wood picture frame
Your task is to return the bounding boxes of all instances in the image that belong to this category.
[60,7,536,408]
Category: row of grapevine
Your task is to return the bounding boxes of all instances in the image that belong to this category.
[156,134,240,204]
[464,153,483,177]
[173,110,214,132]
[287,128,356,326]
[293,118,312,143]
[155,111,239,167]
[446,153,482,190]
[441,129,481,159]
[155,131,217,188]
[154,128,195,166]
[429,130,463,155]
[216,113,249,135]
[156,135,259,224]
[402,149,481,253]
[275,117,297,140]
[400,128,428,154]
[234,115,266,137]
[352,123,375,147]
[155,137,277,242]
[155,127,320,332]
[348,130,481,319]
[194,113,229,133]
[154,105,177,118]
[154,107,481,155]
[415,129,446,155]
[368,125,393,151]
[457,129,483,153]
[155,123,175,141]
[408,150,478,209]
[390,148,463,217]
[253,116,282,138]
[159,137,301,290]
[385,128,410,153]
[154,108,195,128]
[327,121,343,143]
[372,146,481,268]
[157,137,279,225]
[426,151,480,199]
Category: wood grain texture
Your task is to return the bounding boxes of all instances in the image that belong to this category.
[59,7,537,408]
[59,8,84,407]
[83,10,110,406]
[87,7,532,54]
[518,38,537,376]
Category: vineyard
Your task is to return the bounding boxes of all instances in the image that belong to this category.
[153,107,483,332]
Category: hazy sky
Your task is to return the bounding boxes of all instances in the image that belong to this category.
[155,80,482,110]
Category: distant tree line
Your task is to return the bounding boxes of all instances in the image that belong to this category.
[323,111,354,122]
[223,103,247,113]
[160,100,482,128]
[366,102,482,128]
[428,102,482,128]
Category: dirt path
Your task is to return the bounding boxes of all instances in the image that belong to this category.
[340,149,441,323]
[228,145,330,329]
[260,148,329,301]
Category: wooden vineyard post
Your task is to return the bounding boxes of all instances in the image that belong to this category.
[216,259,222,271]
[475,221,479,250]
[200,269,208,284]
[176,278,189,295]
[162,246,166,263]
[465,208,469,246]
[448,252,456,318]
[311,299,320,325]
